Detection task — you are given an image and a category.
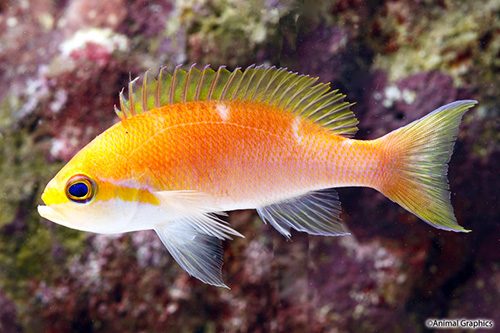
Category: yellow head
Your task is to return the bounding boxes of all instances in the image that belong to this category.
[37,134,160,234]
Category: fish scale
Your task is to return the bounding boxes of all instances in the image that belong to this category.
[111,100,366,206]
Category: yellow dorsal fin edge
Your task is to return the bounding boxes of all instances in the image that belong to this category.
[114,65,359,137]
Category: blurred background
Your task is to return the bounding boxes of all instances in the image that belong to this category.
[1,0,499,331]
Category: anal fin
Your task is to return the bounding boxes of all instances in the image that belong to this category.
[256,189,349,238]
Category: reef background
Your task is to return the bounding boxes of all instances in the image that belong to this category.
[1,0,499,332]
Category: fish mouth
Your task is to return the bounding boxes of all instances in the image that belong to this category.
[37,205,67,225]
[38,204,91,233]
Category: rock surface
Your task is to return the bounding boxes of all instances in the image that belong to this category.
[1,0,499,331]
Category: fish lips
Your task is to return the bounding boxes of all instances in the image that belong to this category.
[37,204,68,225]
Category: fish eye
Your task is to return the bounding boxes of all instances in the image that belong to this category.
[65,175,96,204]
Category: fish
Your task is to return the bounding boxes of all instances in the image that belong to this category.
[38,64,477,287]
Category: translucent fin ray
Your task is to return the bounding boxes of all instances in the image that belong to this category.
[115,65,358,137]
[153,190,243,240]
[256,189,349,239]
[378,100,478,232]
[155,221,229,287]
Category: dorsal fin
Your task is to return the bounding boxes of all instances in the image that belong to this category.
[114,65,358,137]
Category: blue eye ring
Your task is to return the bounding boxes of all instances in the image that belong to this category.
[65,175,96,204]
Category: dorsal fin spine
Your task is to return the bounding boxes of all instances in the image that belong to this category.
[266,70,294,106]
[169,65,181,105]
[141,70,150,113]
[260,68,287,104]
[240,66,260,100]
[206,68,218,100]
[194,65,209,101]
[293,83,326,113]
[306,91,342,120]
[232,64,257,100]
[323,104,354,125]
[293,79,320,108]
[207,66,225,100]
[310,102,348,126]
[219,67,241,100]
[296,84,331,117]
[316,94,351,121]
[247,65,267,101]
[277,75,312,109]
[274,75,299,108]
[314,104,350,127]
[128,77,139,117]
[251,66,275,102]
[182,64,196,103]
[114,105,121,118]
[127,79,133,117]
[227,70,244,100]
[117,88,126,119]
[155,68,161,108]
[254,66,274,101]
[281,76,314,111]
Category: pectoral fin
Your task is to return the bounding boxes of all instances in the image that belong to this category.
[155,221,226,287]
[155,214,243,287]
[257,189,349,238]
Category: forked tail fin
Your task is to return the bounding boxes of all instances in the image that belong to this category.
[377,100,477,232]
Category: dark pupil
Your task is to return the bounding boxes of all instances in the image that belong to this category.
[69,182,89,198]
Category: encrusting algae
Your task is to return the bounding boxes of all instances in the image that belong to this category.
[38,65,477,287]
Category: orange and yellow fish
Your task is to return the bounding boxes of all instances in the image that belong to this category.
[38,65,477,287]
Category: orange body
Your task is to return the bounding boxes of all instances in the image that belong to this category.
[86,100,383,209]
